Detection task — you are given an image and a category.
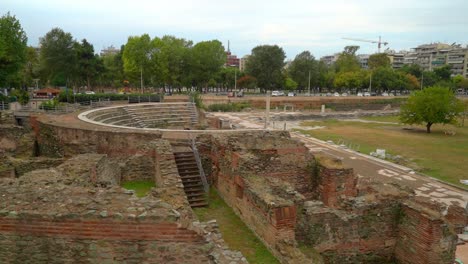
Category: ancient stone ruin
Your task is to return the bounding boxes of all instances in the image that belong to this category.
[0,102,466,263]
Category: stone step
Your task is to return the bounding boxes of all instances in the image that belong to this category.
[181,174,201,180]
[174,152,195,157]
[188,197,207,203]
[177,163,198,168]
[183,182,204,188]
[184,188,204,194]
[182,177,202,183]
[190,201,208,208]
[187,192,206,201]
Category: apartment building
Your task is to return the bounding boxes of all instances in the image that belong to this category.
[239,55,250,72]
[320,53,340,67]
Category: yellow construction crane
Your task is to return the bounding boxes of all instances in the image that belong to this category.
[342,36,388,53]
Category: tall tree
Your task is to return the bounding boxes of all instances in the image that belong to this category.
[334,70,368,90]
[39,28,77,86]
[152,35,193,88]
[122,34,155,87]
[335,46,360,73]
[288,51,318,89]
[190,40,226,88]
[246,45,285,90]
[101,45,125,88]
[368,53,391,69]
[399,64,422,79]
[75,39,101,89]
[433,65,452,81]
[400,86,463,133]
[20,46,40,87]
[0,12,28,87]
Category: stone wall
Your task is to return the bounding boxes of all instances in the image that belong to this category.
[0,150,247,264]
[31,116,163,158]
[0,124,34,157]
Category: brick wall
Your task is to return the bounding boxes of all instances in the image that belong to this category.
[316,162,357,208]
[394,203,457,264]
[296,201,401,263]
[32,119,163,158]
[215,172,299,263]
[0,217,210,263]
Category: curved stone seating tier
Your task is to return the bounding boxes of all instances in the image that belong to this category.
[83,103,198,129]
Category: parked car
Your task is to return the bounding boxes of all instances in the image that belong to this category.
[287,92,296,97]
[357,92,363,97]
[382,92,389,96]
[363,92,371,97]
[326,92,332,96]
[84,91,95,95]
[271,91,284,96]
[341,92,348,97]
[333,92,340,97]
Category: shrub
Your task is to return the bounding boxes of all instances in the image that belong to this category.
[207,102,251,112]
[58,90,163,103]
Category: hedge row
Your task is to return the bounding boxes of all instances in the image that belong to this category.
[58,92,163,103]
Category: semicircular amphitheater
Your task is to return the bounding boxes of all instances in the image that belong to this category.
[4,100,466,264]
[79,102,200,129]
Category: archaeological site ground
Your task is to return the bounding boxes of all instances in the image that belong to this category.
[0,95,467,264]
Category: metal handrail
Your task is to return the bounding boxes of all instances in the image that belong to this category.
[0,101,9,111]
[190,136,209,193]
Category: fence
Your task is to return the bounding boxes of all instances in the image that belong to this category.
[0,101,9,111]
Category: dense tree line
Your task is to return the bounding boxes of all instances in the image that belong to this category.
[2,12,468,93]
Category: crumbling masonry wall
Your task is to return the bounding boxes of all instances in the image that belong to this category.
[394,202,457,264]
[198,131,459,264]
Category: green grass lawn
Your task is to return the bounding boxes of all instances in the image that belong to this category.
[296,115,468,188]
[194,188,280,264]
[121,180,156,197]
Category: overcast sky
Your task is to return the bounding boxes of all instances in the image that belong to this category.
[3,0,468,59]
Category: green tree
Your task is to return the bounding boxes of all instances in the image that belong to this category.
[372,67,398,91]
[400,86,463,133]
[39,28,77,86]
[433,65,451,81]
[334,70,367,90]
[288,51,318,89]
[190,40,226,89]
[458,78,468,89]
[405,74,420,90]
[0,12,28,87]
[152,35,193,89]
[10,88,29,105]
[284,77,298,90]
[20,46,40,87]
[421,71,439,88]
[246,45,285,90]
[335,46,360,73]
[75,39,102,89]
[368,53,391,69]
[100,45,125,88]
[122,34,155,86]
[218,67,238,89]
[399,64,422,81]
